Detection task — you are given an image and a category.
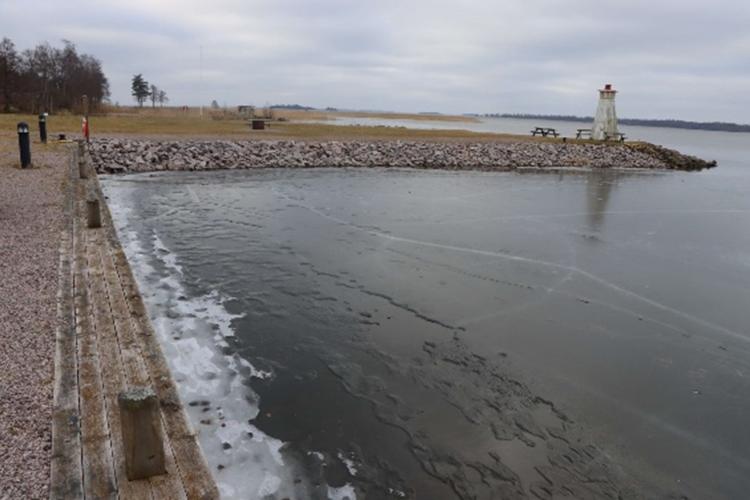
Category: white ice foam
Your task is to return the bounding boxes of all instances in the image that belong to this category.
[328,484,357,500]
[257,473,282,496]
[103,184,310,499]
[388,488,408,498]
[337,451,359,476]
[153,232,183,274]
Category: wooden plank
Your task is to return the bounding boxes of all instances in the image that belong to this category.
[90,174,218,498]
[86,232,153,500]
[104,219,218,499]
[110,247,197,439]
[51,233,83,497]
[170,437,222,500]
[75,199,118,500]
[94,173,191,497]
[150,434,188,500]
[100,240,187,498]
[50,152,85,499]
[99,239,150,387]
[111,243,219,499]
[50,408,83,499]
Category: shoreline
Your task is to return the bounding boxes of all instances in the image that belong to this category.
[27,141,220,498]
[89,138,716,174]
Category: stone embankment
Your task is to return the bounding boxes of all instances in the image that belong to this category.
[88,139,717,174]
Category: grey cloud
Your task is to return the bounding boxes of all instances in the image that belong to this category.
[1,0,748,121]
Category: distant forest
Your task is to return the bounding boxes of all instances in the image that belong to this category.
[488,113,750,133]
[270,104,316,110]
[0,38,109,114]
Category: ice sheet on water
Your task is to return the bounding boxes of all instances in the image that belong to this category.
[120,235,292,496]
[103,185,361,499]
[152,232,183,275]
[328,485,357,500]
[337,452,359,476]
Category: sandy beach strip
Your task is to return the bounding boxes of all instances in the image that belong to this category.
[0,142,68,499]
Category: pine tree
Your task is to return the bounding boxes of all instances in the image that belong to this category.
[131,74,150,107]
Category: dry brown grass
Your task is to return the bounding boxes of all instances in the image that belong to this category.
[262,108,478,123]
[334,111,477,122]
[0,108,548,144]
[5,107,632,146]
[0,111,247,138]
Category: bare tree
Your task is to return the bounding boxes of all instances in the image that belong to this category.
[0,38,20,112]
[149,84,158,108]
[157,89,168,107]
[0,37,108,113]
[23,42,57,112]
[2,40,109,113]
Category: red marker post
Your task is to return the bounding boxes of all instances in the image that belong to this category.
[82,116,90,143]
[81,94,90,143]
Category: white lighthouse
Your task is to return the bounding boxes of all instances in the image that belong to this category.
[592,83,619,141]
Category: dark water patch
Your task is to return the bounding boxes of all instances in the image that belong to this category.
[103,163,750,499]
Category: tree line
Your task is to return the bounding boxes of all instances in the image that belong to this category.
[0,38,109,113]
[493,114,750,133]
[131,74,168,108]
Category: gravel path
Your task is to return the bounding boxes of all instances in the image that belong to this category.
[0,141,68,499]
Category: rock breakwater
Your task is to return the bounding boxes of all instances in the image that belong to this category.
[88,139,716,174]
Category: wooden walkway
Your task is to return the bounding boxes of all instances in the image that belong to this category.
[50,145,219,499]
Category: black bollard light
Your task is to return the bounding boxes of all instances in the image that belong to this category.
[39,113,47,143]
[17,122,31,168]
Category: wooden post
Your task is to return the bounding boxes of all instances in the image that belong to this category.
[118,387,166,480]
[87,197,101,229]
[78,157,88,179]
[77,141,88,178]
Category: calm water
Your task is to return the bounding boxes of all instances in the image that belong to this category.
[102,126,750,499]
[321,114,747,158]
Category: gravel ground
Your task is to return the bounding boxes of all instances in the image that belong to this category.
[0,140,68,499]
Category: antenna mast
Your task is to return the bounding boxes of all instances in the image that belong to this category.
[199,45,203,118]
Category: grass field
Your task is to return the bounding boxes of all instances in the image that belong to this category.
[0,107,531,143]
[0,107,645,150]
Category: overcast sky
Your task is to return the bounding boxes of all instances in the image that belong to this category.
[2,0,748,121]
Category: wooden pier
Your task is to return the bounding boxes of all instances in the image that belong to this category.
[50,145,219,499]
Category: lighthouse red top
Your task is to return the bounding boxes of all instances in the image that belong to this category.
[601,83,617,93]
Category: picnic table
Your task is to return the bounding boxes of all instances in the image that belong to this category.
[576,129,627,142]
[604,132,627,142]
[530,126,559,137]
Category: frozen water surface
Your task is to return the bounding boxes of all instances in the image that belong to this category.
[102,129,750,499]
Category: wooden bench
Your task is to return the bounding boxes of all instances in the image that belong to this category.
[576,128,592,139]
[530,127,559,138]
